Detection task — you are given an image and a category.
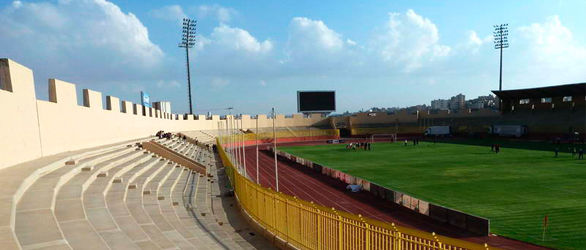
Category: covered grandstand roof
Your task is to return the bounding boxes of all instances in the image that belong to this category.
[492,82,586,99]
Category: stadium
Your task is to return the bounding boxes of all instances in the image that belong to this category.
[2,1,586,250]
[1,57,585,249]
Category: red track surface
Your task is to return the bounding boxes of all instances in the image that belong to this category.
[233,141,547,250]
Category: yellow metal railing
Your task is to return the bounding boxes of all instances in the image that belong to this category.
[216,139,493,250]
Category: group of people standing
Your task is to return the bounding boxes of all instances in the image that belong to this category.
[404,138,421,146]
[491,144,501,153]
[346,141,372,151]
[555,147,584,159]
[553,137,584,159]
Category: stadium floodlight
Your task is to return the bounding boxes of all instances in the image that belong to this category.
[493,23,509,91]
[178,18,197,114]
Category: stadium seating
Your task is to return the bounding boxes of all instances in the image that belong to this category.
[0,136,266,249]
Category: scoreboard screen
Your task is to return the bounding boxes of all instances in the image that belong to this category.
[297,91,336,113]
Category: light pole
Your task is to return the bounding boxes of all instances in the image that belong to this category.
[493,24,509,91]
[179,18,197,114]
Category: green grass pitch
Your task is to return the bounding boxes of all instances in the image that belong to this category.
[280,140,586,249]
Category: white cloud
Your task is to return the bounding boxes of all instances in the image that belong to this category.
[150,5,186,22]
[514,15,586,85]
[283,17,360,74]
[197,4,237,23]
[374,9,451,72]
[210,24,273,53]
[346,39,357,46]
[288,17,344,52]
[463,31,492,54]
[468,31,485,46]
[12,1,22,8]
[191,24,274,79]
[0,0,164,82]
[518,15,586,63]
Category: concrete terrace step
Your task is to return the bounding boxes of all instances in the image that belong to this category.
[127,161,177,249]
[2,133,272,250]
[0,137,154,249]
[80,153,153,249]
[55,151,142,223]
[54,150,145,250]
[105,156,161,246]
[120,160,168,246]
[13,146,137,249]
[63,152,149,250]
[143,163,189,247]
[158,166,203,248]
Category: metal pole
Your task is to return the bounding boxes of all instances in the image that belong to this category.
[232,116,236,166]
[186,45,193,114]
[255,115,260,184]
[499,42,503,91]
[273,108,278,192]
[235,116,240,171]
[228,117,232,163]
[240,116,248,177]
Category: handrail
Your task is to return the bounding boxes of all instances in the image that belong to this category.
[141,140,206,174]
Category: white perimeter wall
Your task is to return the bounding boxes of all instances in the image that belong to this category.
[0,59,328,169]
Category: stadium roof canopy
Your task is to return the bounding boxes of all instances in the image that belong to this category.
[492,82,586,99]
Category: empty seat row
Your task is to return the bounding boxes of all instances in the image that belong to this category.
[1,137,232,249]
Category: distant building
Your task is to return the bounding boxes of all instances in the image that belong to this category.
[466,94,499,110]
[431,99,449,110]
[449,94,465,111]
[468,101,484,110]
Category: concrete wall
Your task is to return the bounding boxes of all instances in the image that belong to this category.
[0,58,328,169]
[0,59,43,169]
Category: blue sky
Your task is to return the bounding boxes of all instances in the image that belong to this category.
[1,0,585,115]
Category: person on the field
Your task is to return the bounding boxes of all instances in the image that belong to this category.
[367,142,371,151]
[404,140,408,146]
[495,144,500,153]
[491,144,495,152]
[554,147,559,158]
[572,147,577,158]
[579,148,584,159]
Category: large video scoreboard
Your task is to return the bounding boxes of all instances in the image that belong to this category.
[297,91,336,113]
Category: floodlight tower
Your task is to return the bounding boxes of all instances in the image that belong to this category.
[179,18,197,114]
[493,24,509,91]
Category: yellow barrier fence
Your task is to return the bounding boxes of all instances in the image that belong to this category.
[216,139,493,250]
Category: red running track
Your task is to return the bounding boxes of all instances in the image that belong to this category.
[232,143,547,250]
